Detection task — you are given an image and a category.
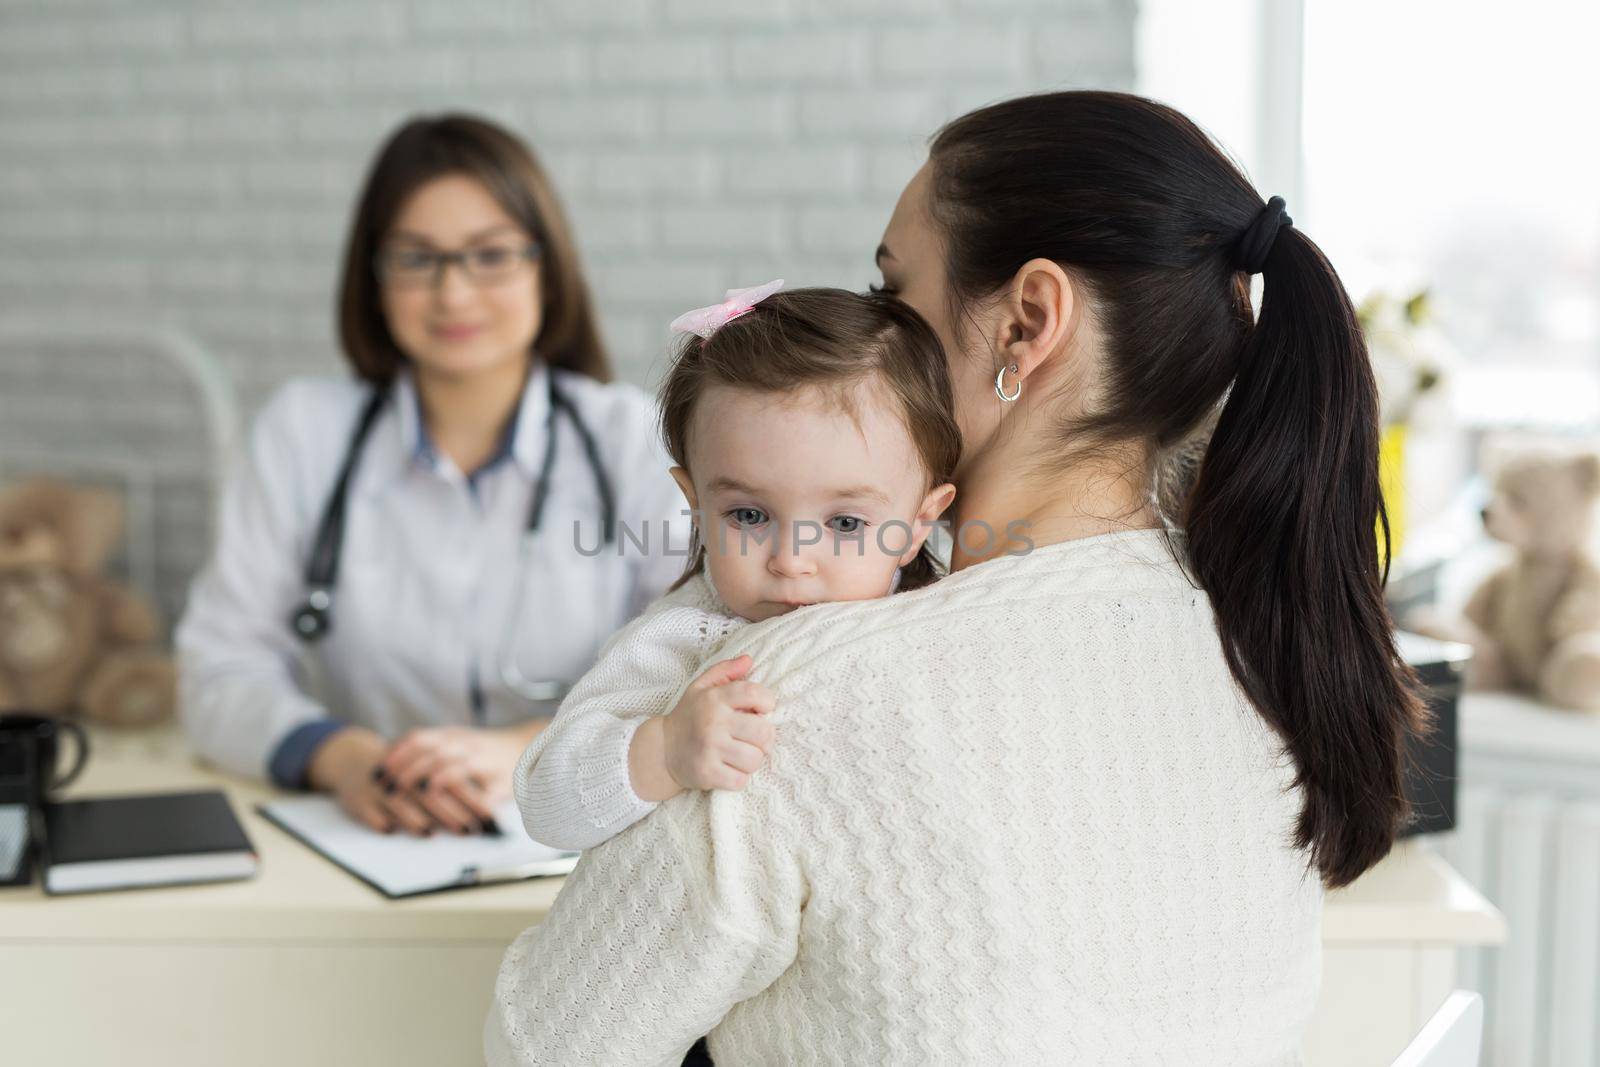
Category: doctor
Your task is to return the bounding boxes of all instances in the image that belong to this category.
[177,115,688,836]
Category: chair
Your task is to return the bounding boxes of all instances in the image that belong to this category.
[0,317,239,633]
[1391,991,1484,1067]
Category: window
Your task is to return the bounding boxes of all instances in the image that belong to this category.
[1302,0,1600,429]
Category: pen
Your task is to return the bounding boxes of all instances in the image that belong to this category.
[460,855,580,885]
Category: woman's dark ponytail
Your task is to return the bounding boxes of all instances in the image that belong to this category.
[929,91,1428,888]
[1186,218,1425,888]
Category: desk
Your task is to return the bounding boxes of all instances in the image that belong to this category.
[0,726,558,1066]
[1,726,1505,1066]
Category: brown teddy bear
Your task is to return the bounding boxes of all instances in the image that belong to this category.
[1412,444,1600,711]
[0,479,176,726]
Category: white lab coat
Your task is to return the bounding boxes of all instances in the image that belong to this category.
[175,362,691,782]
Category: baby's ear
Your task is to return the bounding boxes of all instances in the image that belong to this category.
[922,482,957,521]
[669,466,698,511]
[899,483,957,564]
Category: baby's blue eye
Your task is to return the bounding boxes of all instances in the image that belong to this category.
[828,515,866,534]
[727,507,768,528]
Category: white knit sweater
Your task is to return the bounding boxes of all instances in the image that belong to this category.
[512,572,745,852]
[486,529,1325,1066]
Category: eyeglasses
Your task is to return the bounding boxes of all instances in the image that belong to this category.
[374,241,541,289]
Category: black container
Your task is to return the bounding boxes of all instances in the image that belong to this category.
[0,713,90,887]
[0,713,89,809]
[1395,631,1470,838]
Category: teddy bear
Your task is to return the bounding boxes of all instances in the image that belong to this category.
[0,479,176,727]
[1410,444,1600,711]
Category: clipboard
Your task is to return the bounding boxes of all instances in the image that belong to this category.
[257,797,578,899]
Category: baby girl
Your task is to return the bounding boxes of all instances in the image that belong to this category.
[514,282,958,850]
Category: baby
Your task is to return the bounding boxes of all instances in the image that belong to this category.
[513,283,958,851]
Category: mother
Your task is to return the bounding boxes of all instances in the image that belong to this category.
[486,91,1424,1065]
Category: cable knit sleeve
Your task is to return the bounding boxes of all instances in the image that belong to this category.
[485,773,805,1066]
[511,572,744,851]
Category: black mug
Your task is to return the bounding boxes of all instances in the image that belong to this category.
[0,713,89,809]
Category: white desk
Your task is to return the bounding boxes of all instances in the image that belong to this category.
[0,726,1504,1066]
[0,726,559,1066]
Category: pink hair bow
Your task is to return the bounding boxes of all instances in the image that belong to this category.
[668,279,785,339]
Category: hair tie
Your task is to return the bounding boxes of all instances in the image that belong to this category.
[1234,196,1292,275]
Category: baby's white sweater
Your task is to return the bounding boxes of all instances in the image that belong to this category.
[513,572,744,851]
[487,530,1325,1066]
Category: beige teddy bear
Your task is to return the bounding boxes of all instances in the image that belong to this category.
[1413,445,1600,711]
[0,479,176,726]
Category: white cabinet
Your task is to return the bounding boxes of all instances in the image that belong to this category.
[1307,843,1506,1067]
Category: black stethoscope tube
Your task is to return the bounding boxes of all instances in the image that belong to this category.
[289,372,615,643]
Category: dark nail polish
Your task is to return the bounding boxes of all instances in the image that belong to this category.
[371,767,386,783]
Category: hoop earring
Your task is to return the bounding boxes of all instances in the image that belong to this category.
[994,363,1022,403]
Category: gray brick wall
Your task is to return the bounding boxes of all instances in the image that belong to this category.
[0,0,1136,620]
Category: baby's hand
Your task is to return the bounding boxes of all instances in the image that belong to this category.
[662,654,777,792]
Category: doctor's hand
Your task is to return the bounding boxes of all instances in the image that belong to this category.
[306,726,449,837]
[377,724,539,833]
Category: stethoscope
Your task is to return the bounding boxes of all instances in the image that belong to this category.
[289,371,617,704]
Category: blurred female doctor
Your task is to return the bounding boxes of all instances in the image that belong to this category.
[177,115,688,836]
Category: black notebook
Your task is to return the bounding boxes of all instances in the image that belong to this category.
[41,790,258,895]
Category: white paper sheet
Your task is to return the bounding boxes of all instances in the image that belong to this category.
[258,797,578,898]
